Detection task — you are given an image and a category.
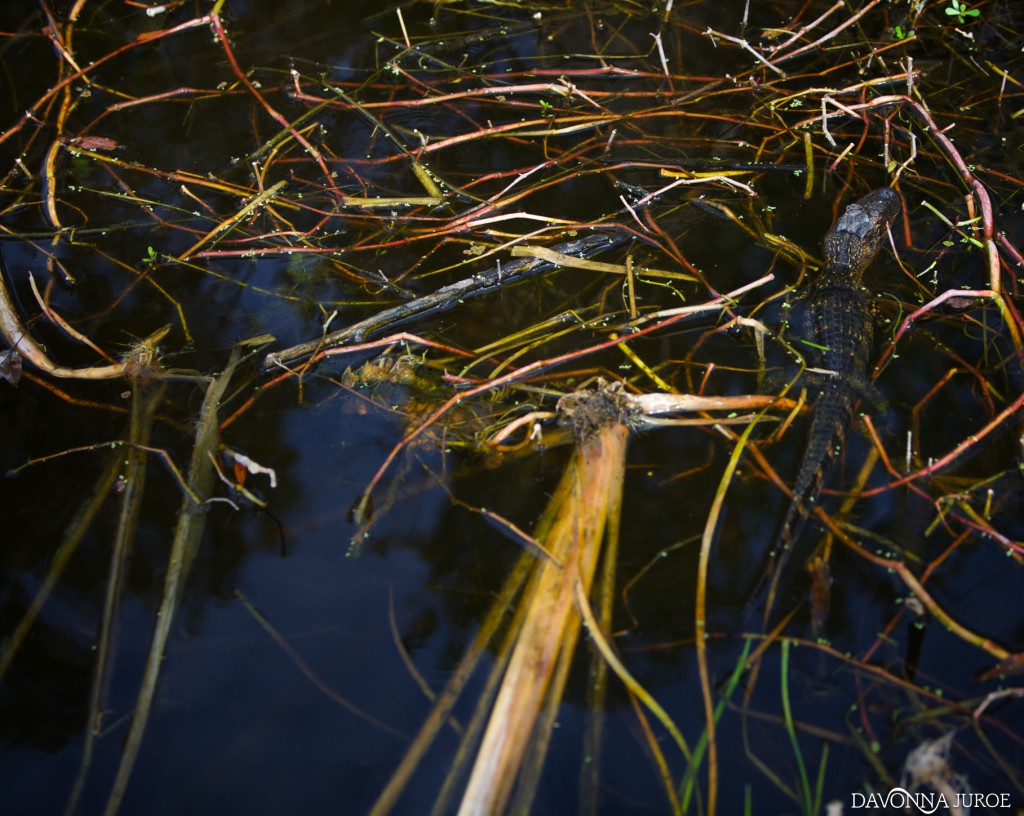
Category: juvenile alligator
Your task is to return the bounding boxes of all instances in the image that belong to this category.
[753,186,902,612]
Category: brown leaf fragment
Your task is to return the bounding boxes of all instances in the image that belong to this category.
[807,555,832,636]
[0,350,22,386]
[64,135,123,151]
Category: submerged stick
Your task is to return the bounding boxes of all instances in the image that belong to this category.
[66,383,165,816]
[369,557,536,816]
[0,449,121,683]
[263,231,629,370]
[101,350,240,816]
[0,256,168,380]
[580,475,622,815]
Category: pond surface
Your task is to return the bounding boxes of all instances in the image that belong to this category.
[2,1,1024,814]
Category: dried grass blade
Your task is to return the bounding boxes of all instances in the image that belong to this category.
[27,272,115,361]
[66,384,164,815]
[696,415,766,816]
[456,422,628,816]
[430,592,531,816]
[177,179,288,260]
[344,196,443,208]
[510,243,694,281]
[579,467,622,815]
[369,551,536,816]
[575,580,690,816]
[508,608,582,816]
[511,455,626,815]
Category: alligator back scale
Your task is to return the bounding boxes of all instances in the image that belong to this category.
[751,186,902,617]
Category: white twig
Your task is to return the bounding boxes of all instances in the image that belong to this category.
[650,32,670,81]
[766,0,844,55]
[893,130,917,182]
[770,0,883,63]
[828,142,854,172]
[618,194,649,232]
[705,28,785,76]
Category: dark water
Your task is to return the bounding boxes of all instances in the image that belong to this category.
[1,1,1023,814]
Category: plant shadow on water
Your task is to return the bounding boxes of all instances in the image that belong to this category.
[1,0,1023,814]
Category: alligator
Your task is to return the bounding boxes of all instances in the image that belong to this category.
[752,186,902,613]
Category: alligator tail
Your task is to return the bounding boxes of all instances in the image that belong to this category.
[746,379,854,620]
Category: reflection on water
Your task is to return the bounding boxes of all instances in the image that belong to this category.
[1,0,1023,813]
